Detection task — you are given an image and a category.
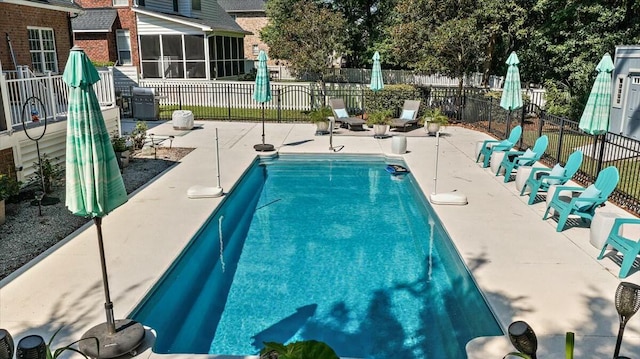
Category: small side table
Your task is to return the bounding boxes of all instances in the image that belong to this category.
[489,151,507,174]
[590,212,619,250]
[515,166,533,193]
[391,136,407,154]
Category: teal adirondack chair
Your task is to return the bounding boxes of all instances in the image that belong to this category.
[543,166,620,232]
[598,218,640,278]
[476,125,522,168]
[496,135,548,182]
[520,150,583,205]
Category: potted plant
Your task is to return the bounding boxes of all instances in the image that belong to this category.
[422,108,449,135]
[366,109,392,138]
[0,173,20,225]
[111,131,131,169]
[309,106,333,134]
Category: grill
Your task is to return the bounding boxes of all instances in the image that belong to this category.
[131,87,159,120]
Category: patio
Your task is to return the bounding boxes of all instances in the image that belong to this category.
[0,121,638,359]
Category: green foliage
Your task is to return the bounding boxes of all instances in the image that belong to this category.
[130,121,148,150]
[543,80,574,118]
[261,0,348,85]
[260,340,339,359]
[111,131,129,152]
[366,109,392,125]
[31,153,63,194]
[364,84,420,114]
[423,108,449,125]
[0,173,20,201]
[309,106,333,123]
[91,61,115,68]
[239,68,257,81]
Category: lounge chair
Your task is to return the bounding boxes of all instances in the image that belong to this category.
[495,135,549,183]
[390,100,421,131]
[476,125,522,168]
[598,218,640,278]
[520,150,583,204]
[329,98,365,131]
[543,166,619,232]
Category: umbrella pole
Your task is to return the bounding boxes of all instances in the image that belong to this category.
[94,217,116,334]
[261,104,266,145]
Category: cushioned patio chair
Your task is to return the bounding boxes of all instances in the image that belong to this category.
[476,125,522,168]
[520,150,583,205]
[329,98,365,131]
[543,166,619,232]
[495,135,549,183]
[598,217,640,278]
[390,100,421,131]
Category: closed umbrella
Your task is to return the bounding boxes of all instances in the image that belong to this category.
[500,52,523,112]
[253,50,274,152]
[579,53,614,135]
[370,51,384,92]
[63,46,144,358]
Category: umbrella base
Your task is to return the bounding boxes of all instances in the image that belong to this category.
[254,143,275,152]
[79,319,145,358]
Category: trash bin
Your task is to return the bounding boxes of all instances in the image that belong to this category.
[392,136,407,154]
[131,87,159,120]
[172,110,194,130]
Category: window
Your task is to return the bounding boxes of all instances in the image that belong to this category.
[113,0,128,6]
[139,34,205,79]
[208,36,245,78]
[116,30,132,65]
[192,0,201,11]
[172,0,178,11]
[614,75,625,108]
[252,45,259,55]
[28,27,57,73]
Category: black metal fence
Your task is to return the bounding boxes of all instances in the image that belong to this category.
[464,95,640,216]
[119,82,481,122]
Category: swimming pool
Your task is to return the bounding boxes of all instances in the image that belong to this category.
[131,155,502,358]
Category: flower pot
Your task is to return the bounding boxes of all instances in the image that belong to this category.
[373,124,389,138]
[315,121,330,134]
[426,122,441,135]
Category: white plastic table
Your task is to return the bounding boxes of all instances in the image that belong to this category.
[590,212,618,250]
[489,151,507,174]
[545,185,577,216]
[515,166,533,193]
[391,136,407,154]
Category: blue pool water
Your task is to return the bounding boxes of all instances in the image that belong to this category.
[131,155,502,358]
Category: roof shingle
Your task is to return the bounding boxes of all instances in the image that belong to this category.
[71,8,118,32]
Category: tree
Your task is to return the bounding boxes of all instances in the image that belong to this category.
[261,0,347,94]
[331,0,396,68]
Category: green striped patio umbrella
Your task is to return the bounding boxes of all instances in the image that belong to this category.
[63,46,144,358]
[579,53,614,135]
[253,50,274,151]
[500,52,523,111]
[370,51,384,92]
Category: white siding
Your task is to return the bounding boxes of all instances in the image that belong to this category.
[137,14,203,35]
[178,0,191,17]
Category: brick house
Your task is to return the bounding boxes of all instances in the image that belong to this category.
[73,0,250,80]
[0,0,83,181]
[217,0,271,63]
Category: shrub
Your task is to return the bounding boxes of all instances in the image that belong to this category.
[0,173,20,201]
[31,153,63,194]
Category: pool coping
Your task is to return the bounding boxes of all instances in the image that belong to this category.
[0,121,639,359]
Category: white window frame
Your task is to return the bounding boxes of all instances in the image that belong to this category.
[116,29,132,65]
[252,44,259,55]
[113,0,128,6]
[27,27,58,74]
[613,75,626,108]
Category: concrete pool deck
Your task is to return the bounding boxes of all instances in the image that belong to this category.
[1,120,639,359]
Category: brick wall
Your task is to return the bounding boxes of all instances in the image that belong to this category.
[234,13,277,64]
[0,3,73,72]
[0,148,16,180]
[75,33,114,63]
[74,0,140,71]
